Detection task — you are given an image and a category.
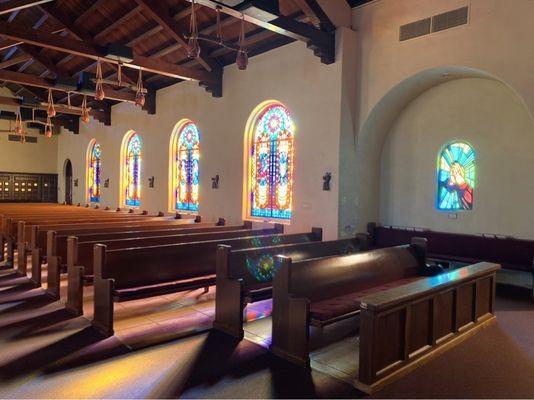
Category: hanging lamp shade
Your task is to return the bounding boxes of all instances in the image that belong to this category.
[236,16,248,70]
[47,89,56,117]
[94,59,105,101]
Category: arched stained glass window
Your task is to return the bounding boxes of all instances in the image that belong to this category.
[87,139,101,203]
[172,121,200,212]
[121,132,142,207]
[437,141,475,211]
[246,102,294,221]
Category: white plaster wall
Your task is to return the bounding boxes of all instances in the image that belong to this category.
[57,42,342,239]
[350,0,534,233]
[380,78,534,239]
[0,87,58,174]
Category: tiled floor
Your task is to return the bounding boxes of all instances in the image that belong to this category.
[1,253,534,398]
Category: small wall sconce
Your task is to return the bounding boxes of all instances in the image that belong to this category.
[211,174,219,189]
[148,176,155,188]
[104,178,110,188]
[322,172,332,191]
[73,178,79,187]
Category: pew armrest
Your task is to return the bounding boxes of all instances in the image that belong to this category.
[359,262,501,312]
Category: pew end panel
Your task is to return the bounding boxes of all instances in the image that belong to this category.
[355,262,500,394]
[213,245,245,339]
[16,221,27,275]
[92,244,115,337]
[45,231,60,300]
[66,236,84,315]
[213,227,323,340]
[271,256,311,368]
[66,265,85,316]
[30,248,41,287]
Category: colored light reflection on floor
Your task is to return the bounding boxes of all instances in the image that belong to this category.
[245,301,273,322]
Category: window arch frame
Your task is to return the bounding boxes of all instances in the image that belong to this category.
[169,119,200,213]
[243,100,295,223]
[86,138,102,203]
[120,130,142,208]
[436,140,476,211]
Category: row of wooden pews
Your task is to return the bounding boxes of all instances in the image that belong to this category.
[0,204,500,393]
[367,222,534,300]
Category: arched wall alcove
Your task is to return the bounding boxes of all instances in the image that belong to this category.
[353,66,534,238]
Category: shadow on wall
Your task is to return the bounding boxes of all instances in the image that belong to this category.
[352,66,534,232]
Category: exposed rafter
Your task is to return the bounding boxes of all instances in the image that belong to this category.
[0,54,31,70]
[0,69,138,103]
[293,0,336,31]
[0,94,106,121]
[0,0,53,16]
[0,22,220,84]
[133,0,221,73]
[187,0,335,64]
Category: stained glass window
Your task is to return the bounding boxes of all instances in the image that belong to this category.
[123,133,142,207]
[437,141,475,210]
[173,121,200,212]
[87,140,101,203]
[248,103,294,220]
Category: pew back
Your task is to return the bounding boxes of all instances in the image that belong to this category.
[101,232,319,289]
[227,234,370,288]
[368,223,533,271]
[284,244,425,302]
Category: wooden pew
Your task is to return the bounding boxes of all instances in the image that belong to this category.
[271,238,429,366]
[270,238,500,393]
[214,232,372,339]
[31,218,216,286]
[354,262,499,393]
[91,229,320,336]
[17,216,168,274]
[368,222,534,300]
[63,226,279,313]
[3,209,162,271]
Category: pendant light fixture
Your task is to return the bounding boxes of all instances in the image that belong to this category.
[47,89,56,117]
[81,95,90,123]
[95,58,105,101]
[15,109,24,143]
[44,115,53,138]
[236,15,248,71]
[135,68,145,108]
[187,0,201,59]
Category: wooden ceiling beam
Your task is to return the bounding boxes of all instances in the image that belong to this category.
[133,0,221,73]
[0,22,220,84]
[292,0,335,31]
[73,0,107,26]
[37,3,93,42]
[0,69,137,103]
[93,6,142,42]
[189,0,335,64]
[0,0,53,16]
[0,54,32,69]
[0,94,105,120]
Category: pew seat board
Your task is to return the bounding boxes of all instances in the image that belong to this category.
[113,274,215,302]
[308,276,422,327]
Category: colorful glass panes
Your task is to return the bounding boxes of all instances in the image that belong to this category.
[437,141,475,210]
[87,141,101,203]
[124,133,142,207]
[249,104,294,220]
[174,122,200,212]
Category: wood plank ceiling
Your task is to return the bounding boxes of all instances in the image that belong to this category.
[0,0,357,133]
